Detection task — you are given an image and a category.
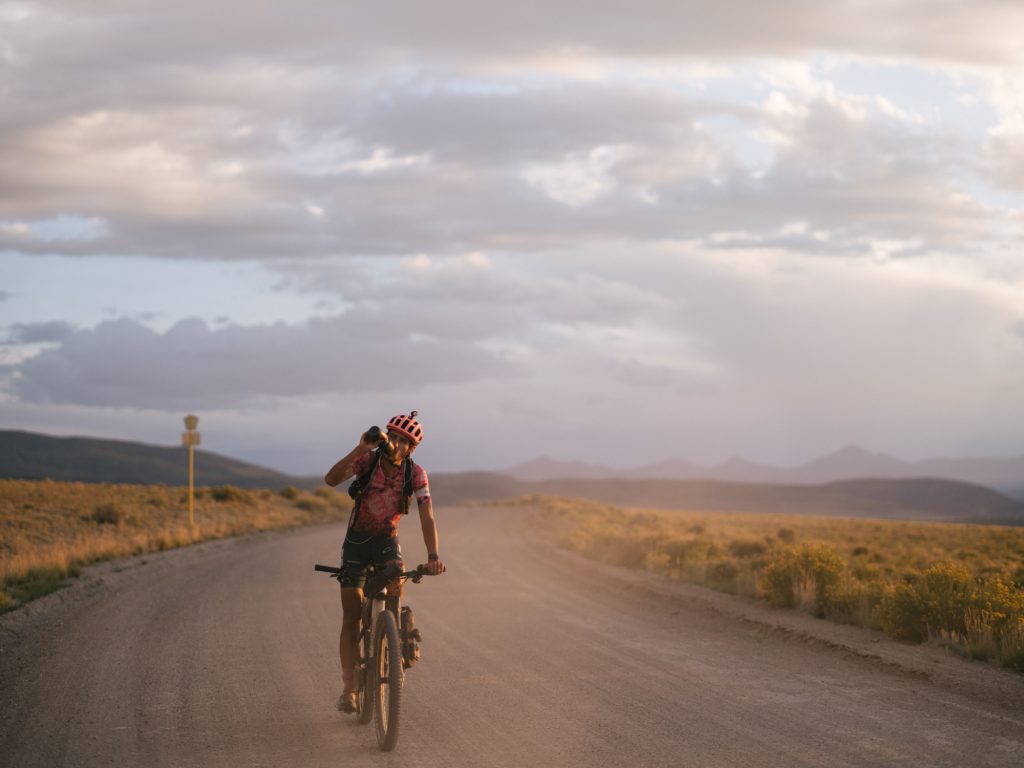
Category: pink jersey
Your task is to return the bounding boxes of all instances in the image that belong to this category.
[349,453,430,537]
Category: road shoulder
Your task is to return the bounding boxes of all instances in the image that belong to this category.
[522,510,1024,712]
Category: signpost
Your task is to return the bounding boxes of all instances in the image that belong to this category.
[182,414,201,529]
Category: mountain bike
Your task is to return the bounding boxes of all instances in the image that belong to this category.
[314,561,429,751]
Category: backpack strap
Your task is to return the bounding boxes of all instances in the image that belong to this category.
[401,458,416,515]
[347,450,383,532]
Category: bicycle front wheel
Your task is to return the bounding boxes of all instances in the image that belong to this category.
[372,610,403,751]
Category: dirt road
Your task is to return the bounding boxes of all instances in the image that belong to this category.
[2,505,1023,767]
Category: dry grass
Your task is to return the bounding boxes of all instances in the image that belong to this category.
[521,495,1024,671]
[0,479,351,612]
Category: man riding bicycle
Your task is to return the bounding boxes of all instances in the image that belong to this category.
[324,411,445,714]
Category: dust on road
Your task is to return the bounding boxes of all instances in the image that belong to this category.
[2,505,1022,768]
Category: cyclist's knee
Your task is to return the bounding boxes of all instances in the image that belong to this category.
[340,589,362,631]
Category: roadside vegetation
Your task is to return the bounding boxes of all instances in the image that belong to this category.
[0,479,350,613]
[524,495,1024,671]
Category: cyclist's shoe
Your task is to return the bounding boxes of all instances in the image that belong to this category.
[338,690,358,714]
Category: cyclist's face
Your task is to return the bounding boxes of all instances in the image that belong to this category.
[387,430,414,459]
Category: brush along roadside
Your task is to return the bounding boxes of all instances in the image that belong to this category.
[521,495,1024,671]
[0,479,351,613]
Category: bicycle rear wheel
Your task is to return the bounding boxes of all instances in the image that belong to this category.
[372,610,403,751]
[357,627,373,725]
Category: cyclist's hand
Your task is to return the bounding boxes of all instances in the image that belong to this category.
[423,559,445,575]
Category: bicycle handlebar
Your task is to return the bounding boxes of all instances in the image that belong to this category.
[313,563,434,581]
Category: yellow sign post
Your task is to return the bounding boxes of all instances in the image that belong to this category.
[181,414,201,530]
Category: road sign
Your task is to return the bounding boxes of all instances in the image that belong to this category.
[182,415,201,530]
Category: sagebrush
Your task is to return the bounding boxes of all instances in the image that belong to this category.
[525,495,1024,670]
[0,479,352,612]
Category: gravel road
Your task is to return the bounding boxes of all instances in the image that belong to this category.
[2,504,1023,767]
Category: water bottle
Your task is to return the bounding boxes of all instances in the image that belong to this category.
[365,425,395,459]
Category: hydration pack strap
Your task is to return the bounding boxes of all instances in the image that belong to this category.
[402,458,414,515]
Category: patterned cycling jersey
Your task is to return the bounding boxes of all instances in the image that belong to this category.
[348,453,430,537]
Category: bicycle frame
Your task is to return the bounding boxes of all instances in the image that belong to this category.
[314,562,429,750]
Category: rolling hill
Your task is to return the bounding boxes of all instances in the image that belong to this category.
[507,445,1024,497]
[0,430,310,489]
[3,430,1023,524]
[435,475,1024,525]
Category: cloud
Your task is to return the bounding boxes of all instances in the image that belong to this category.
[17,2,1024,71]
[5,1,1024,470]
[1,3,1018,266]
[276,250,673,335]
[6,242,1024,468]
[983,117,1024,192]
[0,81,996,261]
[6,320,76,343]
[9,314,512,409]
[30,243,1016,410]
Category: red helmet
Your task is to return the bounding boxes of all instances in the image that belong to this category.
[387,410,424,445]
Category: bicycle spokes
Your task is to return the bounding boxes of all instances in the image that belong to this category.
[373,610,403,751]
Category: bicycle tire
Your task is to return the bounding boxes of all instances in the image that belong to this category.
[372,610,403,751]
[357,626,373,725]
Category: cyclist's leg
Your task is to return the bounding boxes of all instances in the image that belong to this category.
[340,587,364,689]
[338,540,370,699]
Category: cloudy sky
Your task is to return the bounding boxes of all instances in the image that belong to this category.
[2,0,1024,474]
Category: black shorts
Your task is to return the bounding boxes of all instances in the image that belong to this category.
[339,533,404,589]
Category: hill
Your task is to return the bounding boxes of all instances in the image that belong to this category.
[505,445,1024,497]
[504,456,609,481]
[435,474,1024,524]
[0,430,314,489]
[4,430,1022,524]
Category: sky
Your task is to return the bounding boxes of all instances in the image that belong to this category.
[2,0,1024,475]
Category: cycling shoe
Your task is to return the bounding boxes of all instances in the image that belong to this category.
[338,691,358,713]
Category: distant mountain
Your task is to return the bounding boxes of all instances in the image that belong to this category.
[429,472,525,503]
[505,456,611,481]
[914,456,1024,498]
[787,447,1024,497]
[437,474,1024,524]
[5,430,1023,523]
[704,457,783,484]
[624,457,704,479]
[789,445,909,482]
[0,430,317,489]
[504,444,1024,498]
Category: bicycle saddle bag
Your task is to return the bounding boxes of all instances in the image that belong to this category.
[400,606,422,669]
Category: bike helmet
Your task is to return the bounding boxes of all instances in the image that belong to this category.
[387,410,424,445]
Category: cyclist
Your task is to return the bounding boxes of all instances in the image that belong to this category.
[324,411,445,714]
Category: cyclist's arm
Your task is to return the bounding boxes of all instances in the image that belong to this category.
[417,497,445,574]
[324,437,374,486]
